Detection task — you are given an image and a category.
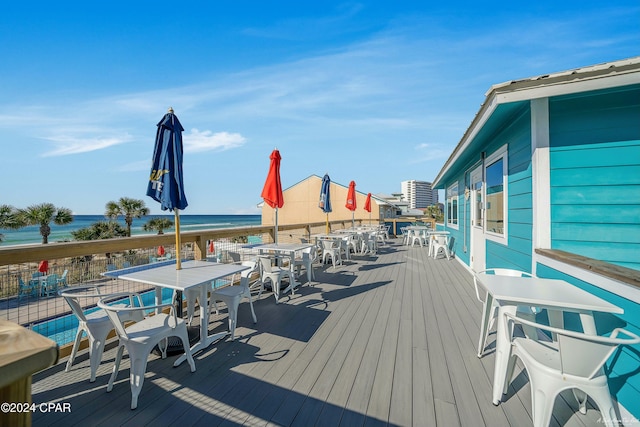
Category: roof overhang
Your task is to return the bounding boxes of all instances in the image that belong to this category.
[433,56,640,188]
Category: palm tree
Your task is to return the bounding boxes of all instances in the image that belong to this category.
[0,204,18,243]
[71,221,128,241]
[143,217,174,235]
[15,203,74,244]
[105,197,149,237]
[424,204,444,222]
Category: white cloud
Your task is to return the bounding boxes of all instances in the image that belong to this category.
[409,142,451,164]
[183,129,247,153]
[116,159,149,172]
[41,134,132,157]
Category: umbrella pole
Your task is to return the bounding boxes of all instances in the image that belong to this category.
[326,214,329,234]
[352,211,355,228]
[274,208,278,244]
[174,210,182,270]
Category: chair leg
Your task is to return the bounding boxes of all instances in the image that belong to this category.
[572,389,588,415]
[223,295,240,340]
[107,345,125,392]
[248,296,257,323]
[129,354,150,410]
[186,292,197,325]
[306,262,313,284]
[530,379,556,427]
[66,328,84,373]
[504,354,518,396]
[88,334,107,383]
[588,387,617,427]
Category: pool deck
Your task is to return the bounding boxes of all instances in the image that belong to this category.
[29,239,611,426]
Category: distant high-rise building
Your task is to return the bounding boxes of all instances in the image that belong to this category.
[401,180,438,209]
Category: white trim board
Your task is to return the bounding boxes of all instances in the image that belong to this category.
[534,253,640,304]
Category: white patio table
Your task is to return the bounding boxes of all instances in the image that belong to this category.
[109,260,249,366]
[474,272,623,405]
[253,243,314,301]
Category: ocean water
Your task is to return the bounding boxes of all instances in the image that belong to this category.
[0,214,261,247]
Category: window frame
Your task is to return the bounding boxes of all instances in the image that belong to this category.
[484,144,508,244]
[446,182,459,230]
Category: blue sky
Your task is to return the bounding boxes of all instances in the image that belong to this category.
[1,1,638,215]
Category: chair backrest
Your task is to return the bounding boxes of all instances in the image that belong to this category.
[47,274,59,285]
[97,292,151,339]
[505,312,640,379]
[32,272,44,278]
[239,261,259,286]
[321,239,337,250]
[227,251,241,263]
[59,270,68,279]
[435,234,449,245]
[302,245,317,261]
[60,286,103,323]
[258,256,273,273]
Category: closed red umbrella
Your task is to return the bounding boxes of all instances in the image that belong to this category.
[157,245,165,256]
[208,240,215,253]
[38,260,49,274]
[346,180,357,228]
[364,193,372,225]
[261,149,284,244]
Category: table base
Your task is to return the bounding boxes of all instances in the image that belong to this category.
[153,325,200,357]
[174,331,229,366]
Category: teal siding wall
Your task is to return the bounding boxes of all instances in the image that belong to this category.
[439,84,640,416]
[442,176,468,265]
[485,111,534,273]
[536,263,640,419]
[549,87,640,270]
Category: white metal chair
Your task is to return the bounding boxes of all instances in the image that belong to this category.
[410,230,426,247]
[98,292,196,410]
[376,226,387,245]
[339,236,352,261]
[431,234,452,259]
[294,245,318,284]
[400,227,409,245]
[473,269,538,357]
[347,234,361,255]
[320,239,342,268]
[210,261,259,340]
[360,232,377,255]
[258,256,295,302]
[60,286,144,382]
[504,312,640,427]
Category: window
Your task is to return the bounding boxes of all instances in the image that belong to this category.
[484,145,507,240]
[446,182,459,229]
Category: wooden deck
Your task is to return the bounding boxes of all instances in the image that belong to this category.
[31,239,609,427]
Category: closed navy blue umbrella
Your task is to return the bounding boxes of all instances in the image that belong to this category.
[319,174,332,233]
[147,107,187,269]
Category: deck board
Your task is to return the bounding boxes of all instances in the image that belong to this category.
[27,238,609,427]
